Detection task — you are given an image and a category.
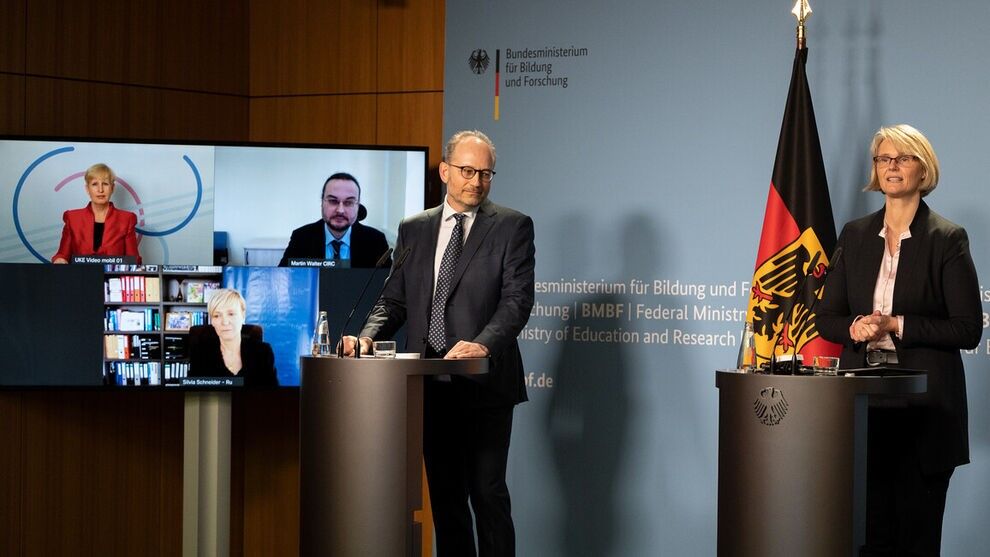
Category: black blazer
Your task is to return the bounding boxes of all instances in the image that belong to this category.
[817,201,982,473]
[360,199,536,406]
[187,327,278,387]
[278,220,390,268]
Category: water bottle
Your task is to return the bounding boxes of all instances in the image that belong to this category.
[312,311,331,357]
[736,321,756,370]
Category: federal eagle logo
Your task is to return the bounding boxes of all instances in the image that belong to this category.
[469,49,490,75]
[747,228,829,364]
[754,387,789,427]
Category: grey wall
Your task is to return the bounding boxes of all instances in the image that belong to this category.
[444,1,990,555]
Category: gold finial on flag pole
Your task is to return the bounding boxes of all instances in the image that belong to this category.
[792,0,812,49]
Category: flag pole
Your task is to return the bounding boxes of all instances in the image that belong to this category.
[747,0,840,369]
[792,0,812,49]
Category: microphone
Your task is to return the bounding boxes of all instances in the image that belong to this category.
[824,246,843,276]
[353,246,412,358]
[375,247,396,268]
[392,245,412,268]
[336,247,393,357]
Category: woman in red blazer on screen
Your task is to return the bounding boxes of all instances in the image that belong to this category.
[52,163,141,264]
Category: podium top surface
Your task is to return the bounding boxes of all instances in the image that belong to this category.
[301,355,489,377]
[715,368,926,396]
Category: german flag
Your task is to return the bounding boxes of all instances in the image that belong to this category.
[746,47,841,365]
[493,49,501,121]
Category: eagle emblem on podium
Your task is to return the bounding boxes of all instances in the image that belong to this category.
[754,387,788,427]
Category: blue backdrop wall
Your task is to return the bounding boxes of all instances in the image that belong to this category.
[443,1,990,555]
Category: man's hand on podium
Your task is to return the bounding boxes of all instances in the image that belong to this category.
[339,335,373,356]
[445,340,489,359]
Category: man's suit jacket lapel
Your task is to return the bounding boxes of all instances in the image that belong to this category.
[308,220,326,258]
[349,223,375,266]
[447,201,496,296]
[419,206,444,308]
[349,223,361,263]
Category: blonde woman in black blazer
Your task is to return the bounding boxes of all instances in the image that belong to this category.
[818,125,982,557]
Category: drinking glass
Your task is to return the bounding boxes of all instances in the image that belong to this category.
[813,355,840,376]
[373,341,397,359]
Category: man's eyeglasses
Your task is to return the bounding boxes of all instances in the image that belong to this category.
[873,155,918,167]
[448,163,496,183]
[323,197,358,208]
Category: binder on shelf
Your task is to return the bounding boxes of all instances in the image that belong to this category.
[164,335,187,360]
[119,310,146,331]
[105,361,163,386]
[146,277,161,302]
[106,278,123,302]
[164,362,189,383]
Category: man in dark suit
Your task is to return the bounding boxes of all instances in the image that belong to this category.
[278,172,390,267]
[344,130,535,556]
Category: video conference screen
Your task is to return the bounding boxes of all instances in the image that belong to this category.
[0,137,427,388]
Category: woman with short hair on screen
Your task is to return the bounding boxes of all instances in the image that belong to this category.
[52,163,142,264]
[188,288,278,387]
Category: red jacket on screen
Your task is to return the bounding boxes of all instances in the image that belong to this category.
[52,202,142,263]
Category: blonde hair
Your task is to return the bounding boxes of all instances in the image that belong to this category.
[207,288,246,319]
[864,125,940,197]
[84,163,116,185]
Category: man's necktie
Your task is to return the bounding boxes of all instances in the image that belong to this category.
[428,213,466,353]
[330,239,343,259]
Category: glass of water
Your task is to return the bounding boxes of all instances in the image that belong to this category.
[813,355,840,376]
[373,340,397,359]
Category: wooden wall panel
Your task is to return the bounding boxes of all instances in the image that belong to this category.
[377,0,445,93]
[249,0,377,96]
[0,74,26,134]
[377,91,445,205]
[15,392,184,557]
[0,0,25,72]
[24,77,248,141]
[25,0,247,95]
[79,392,183,557]
[26,0,162,87]
[25,77,161,138]
[377,92,444,165]
[19,393,86,556]
[249,94,377,144]
[0,394,24,556]
[158,89,249,141]
[238,391,300,557]
[157,398,185,557]
[160,0,249,95]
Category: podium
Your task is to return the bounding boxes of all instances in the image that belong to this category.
[299,356,488,557]
[715,369,926,557]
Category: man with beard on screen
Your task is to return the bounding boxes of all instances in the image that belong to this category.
[278,172,390,267]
